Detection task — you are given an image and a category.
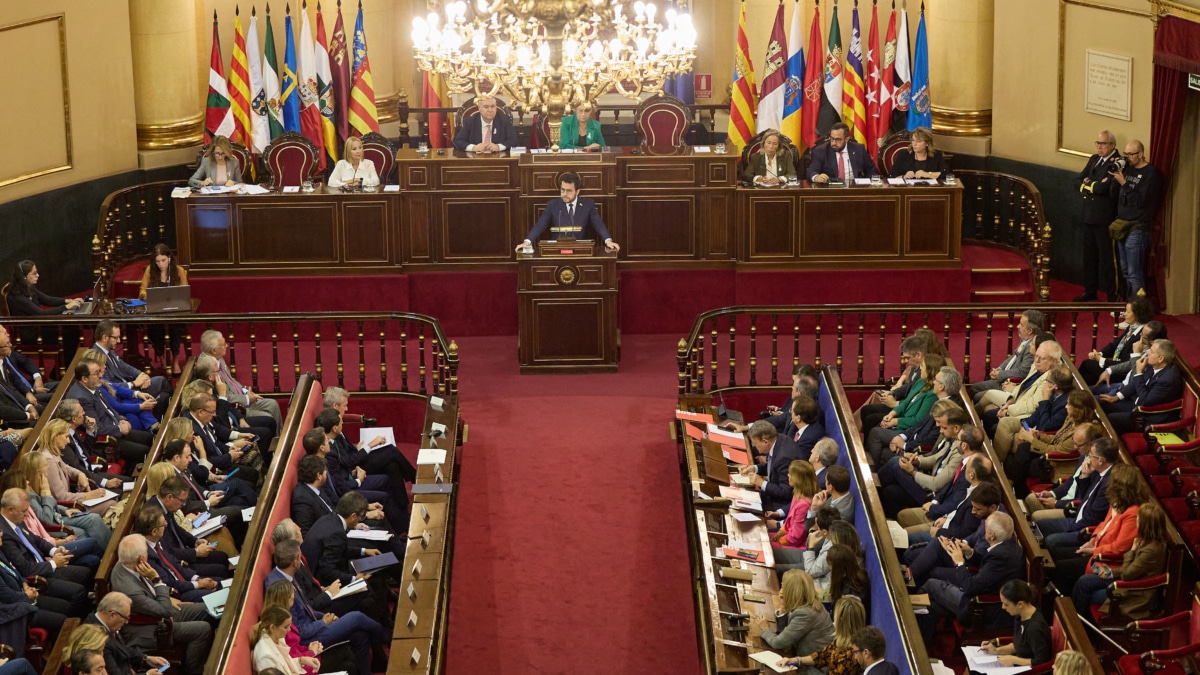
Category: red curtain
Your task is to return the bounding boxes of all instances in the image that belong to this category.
[1147,16,1200,305]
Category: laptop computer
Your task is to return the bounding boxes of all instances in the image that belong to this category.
[64,277,100,315]
[145,285,191,313]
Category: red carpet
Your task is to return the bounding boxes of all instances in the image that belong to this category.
[444,335,702,675]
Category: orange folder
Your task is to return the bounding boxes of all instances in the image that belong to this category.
[676,410,716,424]
[722,546,766,563]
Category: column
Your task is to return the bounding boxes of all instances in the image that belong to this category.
[129,0,203,154]
[928,0,994,137]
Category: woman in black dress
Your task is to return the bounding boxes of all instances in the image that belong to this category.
[976,579,1052,669]
[6,260,83,352]
[889,127,947,180]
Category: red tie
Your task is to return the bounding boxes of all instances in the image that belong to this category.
[837,151,847,180]
[301,554,323,590]
[155,546,186,582]
[794,429,801,442]
[952,460,965,484]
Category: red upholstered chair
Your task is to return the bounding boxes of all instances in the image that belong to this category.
[360,132,396,184]
[1117,588,1200,674]
[876,129,912,176]
[634,92,690,147]
[454,96,514,136]
[195,140,254,181]
[263,131,319,188]
[738,129,800,183]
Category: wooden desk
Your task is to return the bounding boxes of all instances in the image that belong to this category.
[517,246,618,373]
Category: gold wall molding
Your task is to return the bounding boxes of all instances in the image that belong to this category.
[1150,0,1200,21]
[931,106,992,136]
[0,13,72,189]
[376,92,401,123]
[136,113,205,150]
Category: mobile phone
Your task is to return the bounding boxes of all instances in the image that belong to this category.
[225,468,239,479]
[192,512,210,527]
[157,664,170,673]
[1021,421,1030,431]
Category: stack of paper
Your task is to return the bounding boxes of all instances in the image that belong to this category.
[961,646,1032,674]
[332,578,369,599]
[417,448,447,465]
[359,427,397,451]
[348,528,393,541]
[82,490,119,507]
[748,650,795,673]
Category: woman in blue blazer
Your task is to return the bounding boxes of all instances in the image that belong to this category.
[558,101,606,151]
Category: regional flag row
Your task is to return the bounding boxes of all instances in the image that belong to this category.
[728,0,931,153]
[205,1,379,170]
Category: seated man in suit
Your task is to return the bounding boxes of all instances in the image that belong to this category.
[736,420,804,514]
[66,361,152,464]
[967,309,1044,401]
[109,535,212,675]
[904,482,1005,587]
[192,354,276,450]
[878,405,969,519]
[869,367,962,467]
[1078,298,1153,385]
[806,464,854,529]
[292,454,339,534]
[0,530,69,656]
[517,172,620,253]
[85,592,172,675]
[1093,320,1166,394]
[806,122,878,183]
[906,455,995,546]
[311,420,405,540]
[92,320,172,416]
[301,491,385,587]
[808,437,839,491]
[181,393,260,486]
[1036,437,1117,551]
[0,488,90,617]
[1099,338,1185,434]
[0,325,54,405]
[323,387,416,507]
[992,364,1073,460]
[161,440,254,545]
[53,399,130,488]
[130,505,219,604]
[853,627,901,675]
[895,424,987,533]
[199,329,282,428]
[857,335,928,431]
[1022,424,1105,521]
[977,339,1063,455]
[269,519,389,625]
[452,95,517,153]
[146,477,231,579]
[0,328,41,426]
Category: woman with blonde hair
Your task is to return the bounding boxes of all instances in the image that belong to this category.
[162,415,209,467]
[781,596,866,674]
[327,136,379,189]
[1051,651,1089,675]
[15,451,110,549]
[1009,389,1095,495]
[189,135,243,188]
[772,460,819,570]
[60,624,109,664]
[1075,501,1169,619]
[558,100,606,151]
[262,580,342,675]
[252,604,319,674]
[759,569,835,658]
[889,126,947,180]
[39,419,115,516]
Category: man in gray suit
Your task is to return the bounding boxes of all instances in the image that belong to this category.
[968,310,1044,401]
[199,329,282,427]
[109,534,212,675]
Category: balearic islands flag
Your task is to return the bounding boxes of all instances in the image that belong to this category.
[841,3,867,144]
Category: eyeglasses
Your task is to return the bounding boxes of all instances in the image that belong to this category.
[1087,454,1102,461]
[1095,141,1113,146]
[109,609,130,621]
[1126,151,1141,158]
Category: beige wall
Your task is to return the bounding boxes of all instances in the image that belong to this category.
[0,1,138,204]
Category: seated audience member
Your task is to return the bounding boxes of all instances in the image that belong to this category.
[1051,651,1090,675]
[1092,320,1166,393]
[806,122,878,183]
[5,261,83,350]
[68,649,109,675]
[301,429,396,538]
[558,100,607,151]
[914,328,955,369]
[737,420,804,514]
[292,455,339,533]
[881,396,962,467]
[1050,463,1146,586]
[83,592,172,675]
[38,419,116,516]
[252,604,321,674]
[181,392,261,486]
[852,626,900,675]
[888,127,947,180]
[780,391,825,455]
[263,574,386,675]
[161,438,256,534]
[918,512,1023,638]
[825,544,870,610]
[808,521,862,593]
[877,406,969,518]
[1099,338,1184,434]
[1072,501,1168,619]
[200,329,283,426]
[0,488,91,616]
[139,243,189,375]
[1022,424,1105,521]
[780,596,867,675]
[270,523,388,627]
[867,363,956,467]
[727,366,819,435]
[992,364,1073,461]
[109,534,213,675]
[0,660,35,675]
[808,464,854,527]
[301,491,385,586]
[1036,437,1117,551]
[976,580,1051,668]
[808,437,840,490]
[865,356,947,456]
[0,333,41,428]
[742,130,797,185]
[900,442,992,538]
[1078,298,1153,385]
[798,507,842,578]
[0,324,54,401]
[53,399,131,487]
[189,134,243,188]
[8,453,106,560]
[66,360,153,463]
[130,505,219,603]
[61,626,113,675]
[79,348,161,432]
[146,477,231,579]
[327,136,379,189]
[858,336,927,430]
[905,483,1004,587]
[977,340,1063,452]
[968,310,1044,401]
[0,527,69,657]
[771,460,818,569]
[759,569,834,657]
[258,577,355,675]
[324,387,417,504]
[193,354,277,448]
[91,320,171,410]
[1006,390,1095,497]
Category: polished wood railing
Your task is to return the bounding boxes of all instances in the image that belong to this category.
[3,312,458,399]
[92,180,184,304]
[957,170,1053,302]
[677,303,1120,395]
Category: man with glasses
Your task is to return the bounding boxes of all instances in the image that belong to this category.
[92,320,171,416]
[1035,436,1117,551]
[85,591,171,675]
[1074,130,1121,302]
[53,399,130,488]
[1108,139,1163,299]
[851,626,900,675]
[0,527,69,656]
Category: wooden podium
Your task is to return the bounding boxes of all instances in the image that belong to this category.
[517,240,618,374]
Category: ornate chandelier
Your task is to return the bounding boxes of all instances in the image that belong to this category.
[411,0,696,141]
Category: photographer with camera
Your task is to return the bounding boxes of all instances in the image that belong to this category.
[1107,140,1163,300]
[1073,131,1121,302]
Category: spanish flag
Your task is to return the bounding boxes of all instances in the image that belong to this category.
[726,1,758,150]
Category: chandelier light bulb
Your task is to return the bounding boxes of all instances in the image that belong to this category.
[645,2,656,21]
[634,2,645,18]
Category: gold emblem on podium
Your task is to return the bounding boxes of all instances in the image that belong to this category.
[558,267,577,285]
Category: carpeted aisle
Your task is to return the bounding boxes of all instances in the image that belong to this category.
[444,335,702,675]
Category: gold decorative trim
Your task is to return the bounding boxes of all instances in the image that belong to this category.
[1056,0,1155,158]
[376,92,401,123]
[1151,0,1200,20]
[930,106,992,136]
[137,113,205,150]
[0,13,72,189]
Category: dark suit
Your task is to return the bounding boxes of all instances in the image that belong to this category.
[85,614,151,675]
[181,411,260,485]
[525,197,613,244]
[922,537,1023,631]
[755,435,805,513]
[92,343,171,411]
[146,541,213,603]
[0,516,90,616]
[265,567,384,675]
[145,496,230,578]
[1076,152,1121,297]
[0,552,66,657]
[805,140,878,181]
[1024,392,1069,432]
[0,361,34,426]
[301,513,357,586]
[292,483,337,534]
[65,382,152,462]
[452,112,518,151]
[863,663,900,675]
[1079,325,1143,385]
[1105,364,1185,433]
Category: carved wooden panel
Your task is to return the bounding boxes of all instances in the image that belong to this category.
[623,195,696,257]
[800,197,899,257]
[905,195,952,256]
[342,201,389,263]
[238,204,338,263]
[185,204,235,264]
[439,163,514,188]
[441,197,513,261]
[624,162,696,185]
[531,298,604,359]
[747,196,798,259]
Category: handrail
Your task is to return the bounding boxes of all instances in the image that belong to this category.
[677,302,1122,395]
[957,170,1053,302]
[4,311,459,400]
[15,347,86,459]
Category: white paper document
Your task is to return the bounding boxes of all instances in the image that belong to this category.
[282,186,300,193]
[192,515,226,539]
[887,177,906,185]
[122,482,135,492]
[731,512,760,523]
[961,646,1031,674]
[706,424,745,443]
[347,528,394,541]
[199,185,233,194]
[241,507,256,522]
[82,490,119,507]
[332,578,369,599]
[748,650,795,673]
[228,556,240,567]
[171,188,191,199]
[384,185,400,192]
[887,520,910,549]
[359,427,397,452]
[693,146,712,153]
[854,178,872,185]
[220,578,233,588]
[417,448,447,465]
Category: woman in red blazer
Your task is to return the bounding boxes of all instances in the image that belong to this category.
[1060,464,1147,596]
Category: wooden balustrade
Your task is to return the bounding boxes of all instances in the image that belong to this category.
[677,303,1120,396]
[92,180,184,304]
[956,170,1053,302]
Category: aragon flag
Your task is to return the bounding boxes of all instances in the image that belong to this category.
[725,1,758,150]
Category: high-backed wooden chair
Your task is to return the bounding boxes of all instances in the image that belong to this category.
[0,282,10,317]
[877,130,912,176]
[798,136,830,181]
[263,131,319,188]
[360,132,396,184]
[738,129,800,183]
[454,96,514,136]
[195,140,254,181]
[634,92,690,146]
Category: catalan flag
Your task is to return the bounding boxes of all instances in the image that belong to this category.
[229,8,253,148]
[348,1,379,135]
[800,3,823,147]
[725,1,757,150]
[780,0,804,146]
[315,3,339,163]
[204,12,235,143]
[841,3,867,144]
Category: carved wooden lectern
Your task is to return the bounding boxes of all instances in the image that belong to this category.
[517,239,618,374]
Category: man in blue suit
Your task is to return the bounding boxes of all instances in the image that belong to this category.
[895,425,986,534]
[452,96,518,152]
[1100,339,1185,434]
[737,420,804,514]
[1037,437,1117,552]
[853,627,901,675]
[920,512,1024,639]
[518,172,620,253]
[806,122,879,183]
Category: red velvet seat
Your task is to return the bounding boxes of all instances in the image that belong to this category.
[360,132,396,184]
[634,92,690,147]
[263,131,319,188]
[1116,591,1200,674]
[876,130,912,176]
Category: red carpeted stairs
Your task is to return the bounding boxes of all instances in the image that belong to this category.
[443,335,702,675]
[961,244,1034,303]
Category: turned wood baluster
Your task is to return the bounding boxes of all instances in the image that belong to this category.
[292,322,302,382]
[1038,223,1053,302]
[856,313,865,385]
[418,325,428,396]
[247,324,260,392]
[748,315,758,387]
[431,335,442,395]
[357,321,366,392]
[1067,312,1080,361]
[834,314,844,374]
[270,323,281,393]
[992,179,1002,244]
[877,313,887,384]
[792,317,801,373]
[335,322,345,388]
[769,316,779,387]
[693,333,705,394]
[814,315,823,369]
[397,91,410,148]
[963,311,973,381]
[983,312,994,376]
[974,180,984,240]
[447,341,459,397]
[400,328,409,392]
[311,324,322,381]
[727,320,736,389]
[379,321,389,391]
[709,321,718,392]
[156,190,167,243]
[942,315,951,356]
[225,327,238,381]
[677,338,688,396]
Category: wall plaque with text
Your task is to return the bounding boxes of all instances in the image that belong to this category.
[1085,49,1132,121]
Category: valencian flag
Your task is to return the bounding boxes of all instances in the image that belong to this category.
[841,1,867,144]
[878,2,898,142]
[800,1,824,147]
[281,6,302,132]
[246,9,271,153]
[864,0,883,152]
[756,1,788,133]
[725,1,757,149]
[298,2,326,166]
[422,70,450,148]
[781,0,804,146]
[907,4,931,130]
[818,1,844,136]
[329,0,352,145]
[349,1,380,135]
[205,12,236,143]
[315,3,339,163]
[229,8,254,148]
[263,5,285,139]
[893,1,911,126]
